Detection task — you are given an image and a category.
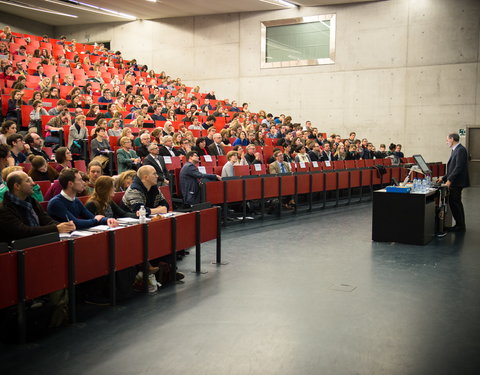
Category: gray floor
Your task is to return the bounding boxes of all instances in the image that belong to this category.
[1,188,479,375]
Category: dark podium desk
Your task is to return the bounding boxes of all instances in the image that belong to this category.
[372,188,438,245]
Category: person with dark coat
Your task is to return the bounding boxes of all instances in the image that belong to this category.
[158,135,180,157]
[121,166,169,215]
[0,171,75,243]
[179,151,220,206]
[442,133,470,232]
[142,143,170,186]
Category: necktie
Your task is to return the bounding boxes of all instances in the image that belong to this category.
[280,163,286,173]
[217,145,223,155]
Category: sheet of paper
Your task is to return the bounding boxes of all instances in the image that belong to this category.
[254,164,262,171]
[198,166,206,173]
[204,155,212,162]
[312,161,318,167]
[87,225,110,232]
[299,162,306,168]
[117,217,140,224]
[163,156,172,164]
[325,160,331,167]
[70,231,94,237]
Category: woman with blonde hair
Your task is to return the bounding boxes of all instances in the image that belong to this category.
[334,143,347,161]
[119,127,134,145]
[116,136,141,173]
[172,132,183,147]
[115,96,127,112]
[114,170,136,192]
[128,115,145,129]
[39,77,51,91]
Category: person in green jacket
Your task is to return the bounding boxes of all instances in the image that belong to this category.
[116,136,141,174]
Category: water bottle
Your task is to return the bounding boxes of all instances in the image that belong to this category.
[413,178,418,192]
[422,179,428,193]
[139,205,146,224]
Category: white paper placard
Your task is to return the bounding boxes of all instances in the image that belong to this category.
[299,162,306,168]
[325,160,331,167]
[204,155,212,162]
[254,164,262,171]
[163,156,172,164]
[198,166,206,173]
[312,161,318,167]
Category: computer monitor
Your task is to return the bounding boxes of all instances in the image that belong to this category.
[412,154,431,175]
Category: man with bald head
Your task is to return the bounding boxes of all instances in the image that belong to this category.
[207,133,225,156]
[121,165,169,215]
[0,171,75,242]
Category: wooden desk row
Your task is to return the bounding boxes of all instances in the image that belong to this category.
[0,207,222,343]
[201,163,446,224]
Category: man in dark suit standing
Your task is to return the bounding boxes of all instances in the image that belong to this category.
[442,133,469,232]
[142,143,170,186]
[179,151,221,207]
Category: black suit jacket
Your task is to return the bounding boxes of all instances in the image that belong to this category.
[208,142,224,156]
[179,162,217,205]
[136,144,149,158]
[142,154,170,185]
[321,151,336,162]
[443,144,470,187]
[308,150,321,162]
[158,145,180,157]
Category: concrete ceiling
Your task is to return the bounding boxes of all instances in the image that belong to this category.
[0,0,380,26]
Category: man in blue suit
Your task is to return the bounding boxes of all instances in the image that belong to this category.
[442,133,469,232]
[179,151,221,207]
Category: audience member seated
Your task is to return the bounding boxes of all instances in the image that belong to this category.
[334,144,347,161]
[48,99,68,116]
[135,132,151,158]
[0,165,43,202]
[6,90,26,127]
[244,144,262,165]
[24,132,49,161]
[142,143,170,186]
[48,168,117,229]
[84,160,103,195]
[54,147,73,172]
[115,170,136,192]
[321,142,336,162]
[295,145,311,163]
[208,133,225,156]
[232,131,249,147]
[221,151,238,178]
[7,133,29,165]
[308,142,322,162]
[179,151,221,207]
[117,136,141,173]
[0,120,17,145]
[121,165,169,215]
[0,171,75,243]
[85,176,136,219]
[90,127,112,168]
[46,110,71,145]
[192,137,209,156]
[158,135,180,157]
[28,155,59,182]
[29,100,48,132]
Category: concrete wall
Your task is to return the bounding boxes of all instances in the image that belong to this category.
[0,12,54,37]
[55,0,480,162]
